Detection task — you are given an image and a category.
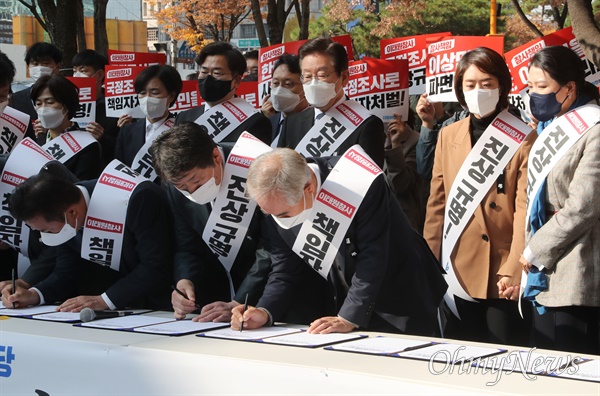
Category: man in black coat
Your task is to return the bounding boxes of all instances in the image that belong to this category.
[232,148,447,336]
[175,42,272,145]
[2,171,174,311]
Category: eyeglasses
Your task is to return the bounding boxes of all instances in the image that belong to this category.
[300,71,336,84]
[198,70,234,80]
[271,80,301,90]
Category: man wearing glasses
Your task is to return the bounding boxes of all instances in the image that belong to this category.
[276,37,385,167]
[175,42,272,145]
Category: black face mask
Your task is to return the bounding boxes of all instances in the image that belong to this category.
[198,75,234,102]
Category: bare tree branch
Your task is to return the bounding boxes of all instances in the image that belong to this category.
[510,0,544,37]
[17,0,47,31]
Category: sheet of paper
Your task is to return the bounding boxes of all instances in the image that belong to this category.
[552,359,600,382]
[33,311,82,322]
[262,331,366,347]
[326,336,433,354]
[197,326,302,341]
[133,320,228,335]
[78,315,175,330]
[398,343,506,363]
[477,350,574,375]
[0,305,61,317]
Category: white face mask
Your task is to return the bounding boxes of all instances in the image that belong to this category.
[0,101,8,117]
[463,88,500,118]
[272,191,313,229]
[139,96,169,120]
[303,78,338,108]
[72,71,89,78]
[176,165,221,205]
[39,213,78,246]
[271,86,301,113]
[36,106,67,129]
[29,65,54,81]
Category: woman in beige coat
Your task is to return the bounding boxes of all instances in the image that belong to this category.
[424,48,534,345]
[520,46,600,355]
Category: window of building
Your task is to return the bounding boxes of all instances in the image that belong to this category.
[241,24,256,39]
[148,28,158,41]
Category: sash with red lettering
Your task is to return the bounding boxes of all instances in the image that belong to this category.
[295,99,373,158]
[292,145,382,278]
[42,131,97,164]
[440,111,532,318]
[81,160,150,271]
[202,132,272,296]
[0,106,29,154]
[131,118,175,180]
[193,98,257,143]
[0,138,53,254]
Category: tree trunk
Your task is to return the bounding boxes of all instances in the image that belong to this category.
[94,0,109,58]
[298,0,310,40]
[251,0,269,47]
[76,0,87,52]
[37,0,78,68]
[510,0,543,38]
[267,0,284,45]
[569,0,600,68]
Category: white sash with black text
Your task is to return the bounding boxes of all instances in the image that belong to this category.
[81,160,150,271]
[295,100,372,158]
[0,106,29,154]
[441,111,532,318]
[202,132,272,296]
[42,131,97,164]
[194,98,257,143]
[292,145,382,279]
[131,118,175,180]
[0,139,53,255]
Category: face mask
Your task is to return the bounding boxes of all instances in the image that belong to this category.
[40,213,77,246]
[529,88,567,122]
[0,101,8,117]
[72,71,89,78]
[271,86,301,113]
[303,78,339,108]
[199,75,234,103]
[463,88,500,117]
[139,96,169,120]
[177,165,221,205]
[272,192,313,229]
[29,66,54,81]
[37,106,67,129]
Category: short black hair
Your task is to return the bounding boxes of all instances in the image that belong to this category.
[30,75,80,119]
[72,49,108,71]
[9,173,81,223]
[0,51,16,87]
[196,42,246,78]
[151,122,218,182]
[25,42,62,65]
[244,50,259,60]
[298,37,348,75]
[134,64,183,107]
[273,54,301,76]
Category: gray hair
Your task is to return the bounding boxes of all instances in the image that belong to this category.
[247,148,311,205]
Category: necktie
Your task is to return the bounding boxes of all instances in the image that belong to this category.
[316,112,325,121]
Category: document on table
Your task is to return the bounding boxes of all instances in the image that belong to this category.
[0,305,61,317]
[197,326,302,341]
[262,331,367,348]
[398,343,506,363]
[325,336,434,355]
[76,315,176,330]
[477,350,576,375]
[551,359,600,383]
[133,320,228,335]
[33,311,82,322]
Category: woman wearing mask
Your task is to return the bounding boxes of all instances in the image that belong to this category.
[424,47,535,345]
[114,64,182,176]
[31,74,103,180]
[520,46,600,355]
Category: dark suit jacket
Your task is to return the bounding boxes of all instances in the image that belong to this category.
[35,180,174,309]
[269,113,283,142]
[175,104,272,145]
[257,156,447,335]
[10,87,36,140]
[277,103,386,168]
[168,144,271,307]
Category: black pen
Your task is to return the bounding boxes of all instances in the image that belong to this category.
[11,268,16,309]
[240,293,249,332]
[171,285,201,310]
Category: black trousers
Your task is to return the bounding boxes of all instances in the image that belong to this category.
[444,297,532,347]
[532,305,600,355]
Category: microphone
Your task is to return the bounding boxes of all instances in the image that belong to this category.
[79,308,135,322]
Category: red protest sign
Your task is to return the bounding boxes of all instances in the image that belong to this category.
[108,50,166,67]
[258,40,307,105]
[66,76,97,125]
[169,80,201,114]
[104,66,145,118]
